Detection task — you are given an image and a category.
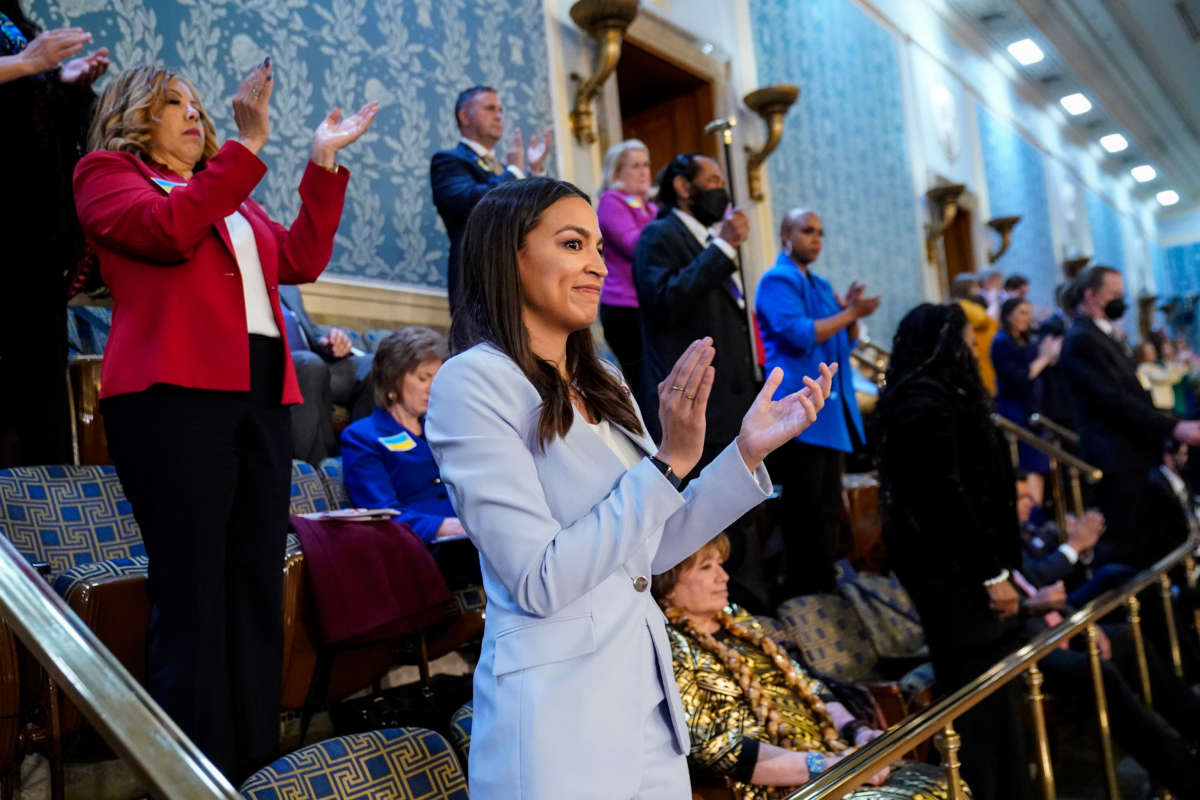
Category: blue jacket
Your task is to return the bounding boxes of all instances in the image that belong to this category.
[755,252,864,452]
[340,407,454,543]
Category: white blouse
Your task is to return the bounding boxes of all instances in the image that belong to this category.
[224,210,281,338]
[587,417,643,470]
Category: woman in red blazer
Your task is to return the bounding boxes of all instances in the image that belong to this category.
[73,60,376,782]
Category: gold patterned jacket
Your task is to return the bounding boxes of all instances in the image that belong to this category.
[666,606,958,800]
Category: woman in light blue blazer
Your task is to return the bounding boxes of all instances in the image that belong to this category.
[426,178,836,799]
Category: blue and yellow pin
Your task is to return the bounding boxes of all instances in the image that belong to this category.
[378,432,417,452]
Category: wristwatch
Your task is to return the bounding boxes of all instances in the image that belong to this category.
[649,456,682,490]
[806,751,826,778]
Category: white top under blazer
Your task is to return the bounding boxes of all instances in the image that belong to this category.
[426,343,771,798]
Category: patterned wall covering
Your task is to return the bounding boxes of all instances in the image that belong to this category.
[1085,188,1127,272]
[32,0,553,289]
[1162,243,1200,347]
[748,0,921,344]
[975,104,1057,310]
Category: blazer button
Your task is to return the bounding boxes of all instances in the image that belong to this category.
[633,576,649,592]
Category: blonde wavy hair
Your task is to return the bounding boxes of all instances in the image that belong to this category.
[599,138,649,193]
[88,65,219,163]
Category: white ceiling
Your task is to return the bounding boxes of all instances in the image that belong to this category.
[943,0,1200,218]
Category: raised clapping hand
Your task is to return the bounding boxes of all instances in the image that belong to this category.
[233,58,273,155]
[526,126,553,174]
[311,100,379,169]
[653,338,717,479]
[17,27,91,76]
[735,363,837,472]
[59,47,109,86]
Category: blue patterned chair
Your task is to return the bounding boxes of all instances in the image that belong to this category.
[447,701,472,772]
[776,589,934,728]
[290,460,331,515]
[239,727,468,800]
[363,328,396,353]
[317,457,353,510]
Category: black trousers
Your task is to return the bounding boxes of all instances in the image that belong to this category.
[768,439,844,596]
[101,336,291,782]
[930,635,1034,800]
[599,303,644,405]
[0,274,71,467]
[1039,624,1200,798]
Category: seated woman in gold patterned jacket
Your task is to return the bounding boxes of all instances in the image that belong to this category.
[652,534,961,800]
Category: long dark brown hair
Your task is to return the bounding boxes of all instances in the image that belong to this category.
[451,177,644,447]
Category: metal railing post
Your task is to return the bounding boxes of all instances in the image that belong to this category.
[933,722,966,800]
[1025,664,1056,800]
[1086,624,1121,800]
[1159,574,1185,677]
[1126,595,1153,705]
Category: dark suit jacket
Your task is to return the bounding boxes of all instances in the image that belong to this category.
[429,142,517,307]
[278,284,332,359]
[632,212,757,446]
[1019,521,1076,587]
[1060,316,1176,479]
[1144,466,1193,566]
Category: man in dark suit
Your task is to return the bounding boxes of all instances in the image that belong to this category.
[632,153,755,472]
[1145,438,1198,564]
[1059,265,1200,567]
[278,285,372,464]
[430,86,551,309]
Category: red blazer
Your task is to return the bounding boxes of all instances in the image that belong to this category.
[73,140,350,403]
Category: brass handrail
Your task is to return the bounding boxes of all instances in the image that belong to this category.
[0,537,239,798]
[991,414,1101,482]
[785,540,1196,800]
[1028,413,1080,446]
[850,351,886,387]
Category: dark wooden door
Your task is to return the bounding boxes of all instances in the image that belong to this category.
[616,41,718,176]
[942,207,976,292]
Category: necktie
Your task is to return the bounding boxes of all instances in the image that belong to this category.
[482,153,504,175]
[705,233,746,310]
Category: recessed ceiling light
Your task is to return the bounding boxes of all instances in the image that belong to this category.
[1059,93,1092,115]
[1007,39,1045,65]
[1100,133,1128,153]
[1130,165,1157,183]
[1157,190,1180,207]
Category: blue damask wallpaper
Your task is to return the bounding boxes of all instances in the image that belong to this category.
[975,104,1057,310]
[748,0,921,344]
[1163,243,1200,296]
[32,0,552,289]
[1085,188,1127,272]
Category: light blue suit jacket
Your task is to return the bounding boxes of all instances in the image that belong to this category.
[426,344,772,798]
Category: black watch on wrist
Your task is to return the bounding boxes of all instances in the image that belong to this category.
[649,456,683,490]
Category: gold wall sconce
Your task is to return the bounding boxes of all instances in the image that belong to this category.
[986,215,1021,263]
[568,0,639,145]
[743,85,799,202]
[924,183,966,263]
[1063,256,1091,279]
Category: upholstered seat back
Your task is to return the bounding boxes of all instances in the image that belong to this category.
[448,701,473,770]
[239,727,468,799]
[0,465,144,576]
[290,460,331,515]
[318,457,353,510]
[776,593,877,681]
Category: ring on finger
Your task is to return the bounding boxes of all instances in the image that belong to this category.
[671,384,685,392]
[685,392,696,400]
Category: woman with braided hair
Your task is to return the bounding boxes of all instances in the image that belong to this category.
[875,303,1032,800]
[653,533,959,799]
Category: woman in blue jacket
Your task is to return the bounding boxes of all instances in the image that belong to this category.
[755,208,880,596]
[340,327,464,543]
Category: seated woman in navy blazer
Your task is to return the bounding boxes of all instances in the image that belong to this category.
[341,327,464,544]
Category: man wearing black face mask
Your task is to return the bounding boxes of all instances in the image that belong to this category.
[633,152,755,472]
[1060,265,1200,567]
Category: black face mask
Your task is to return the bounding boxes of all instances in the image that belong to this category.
[1104,297,1127,320]
[689,186,729,227]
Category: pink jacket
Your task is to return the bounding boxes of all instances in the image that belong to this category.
[597,189,656,308]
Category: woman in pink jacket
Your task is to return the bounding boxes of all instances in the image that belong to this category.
[597,139,655,402]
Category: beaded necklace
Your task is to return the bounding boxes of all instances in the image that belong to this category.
[664,606,848,754]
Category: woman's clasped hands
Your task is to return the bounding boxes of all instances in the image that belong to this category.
[652,336,837,479]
